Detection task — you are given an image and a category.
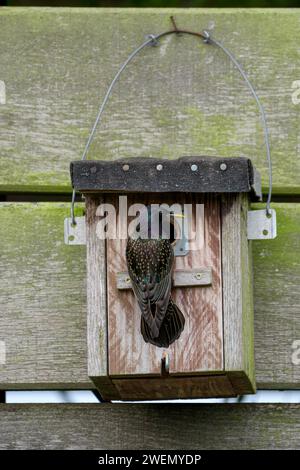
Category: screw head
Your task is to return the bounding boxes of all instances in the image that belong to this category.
[220,163,227,171]
[125,277,131,283]
[195,272,202,280]
[156,164,163,171]
[122,164,129,172]
[191,164,198,172]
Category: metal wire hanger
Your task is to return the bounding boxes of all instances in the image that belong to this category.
[70,16,272,224]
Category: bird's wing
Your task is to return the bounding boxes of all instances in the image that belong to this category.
[126,238,174,338]
[130,270,172,339]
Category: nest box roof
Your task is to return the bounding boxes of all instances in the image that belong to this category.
[70,156,262,200]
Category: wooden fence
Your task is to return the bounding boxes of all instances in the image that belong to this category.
[0,7,299,449]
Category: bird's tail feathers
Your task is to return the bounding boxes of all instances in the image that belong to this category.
[141,299,185,348]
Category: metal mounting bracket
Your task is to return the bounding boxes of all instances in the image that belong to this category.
[64,217,86,245]
[173,214,189,257]
[247,209,277,240]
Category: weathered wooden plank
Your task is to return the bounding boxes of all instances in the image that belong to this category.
[85,196,118,400]
[0,202,91,389]
[0,404,299,449]
[0,202,300,390]
[71,157,261,199]
[0,8,299,194]
[117,268,213,289]
[112,375,235,401]
[221,194,255,394]
[253,203,300,389]
[85,196,120,401]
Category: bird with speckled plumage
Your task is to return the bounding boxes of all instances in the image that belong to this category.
[126,206,185,348]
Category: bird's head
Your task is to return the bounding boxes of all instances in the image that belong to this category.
[129,205,184,242]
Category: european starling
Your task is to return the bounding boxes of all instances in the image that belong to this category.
[126,206,185,348]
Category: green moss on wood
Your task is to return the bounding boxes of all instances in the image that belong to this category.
[0,8,299,194]
[0,201,300,388]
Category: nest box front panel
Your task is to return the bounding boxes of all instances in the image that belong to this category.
[106,193,223,377]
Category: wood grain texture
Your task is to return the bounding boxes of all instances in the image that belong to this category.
[221,194,255,394]
[0,202,300,390]
[112,375,235,400]
[240,196,255,391]
[0,202,91,390]
[172,195,223,375]
[0,404,299,449]
[106,194,223,377]
[85,197,106,377]
[253,203,300,389]
[117,267,212,289]
[0,8,299,194]
[85,196,116,400]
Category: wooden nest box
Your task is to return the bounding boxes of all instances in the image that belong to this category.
[71,156,261,401]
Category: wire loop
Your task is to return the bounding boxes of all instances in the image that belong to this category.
[71,17,272,224]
